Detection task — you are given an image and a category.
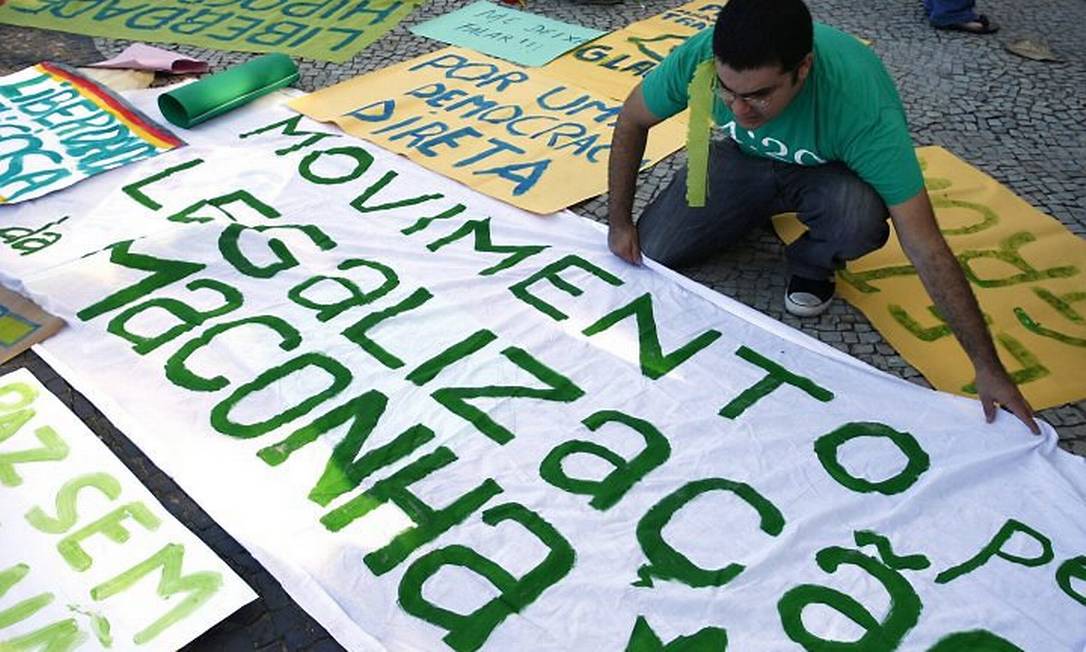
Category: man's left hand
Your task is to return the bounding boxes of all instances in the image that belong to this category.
[973,366,1041,435]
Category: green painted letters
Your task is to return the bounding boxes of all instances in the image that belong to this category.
[540,410,670,511]
[398,502,575,652]
[635,478,784,588]
[583,293,721,380]
[935,519,1053,584]
[814,422,930,495]
[719,346,834,419]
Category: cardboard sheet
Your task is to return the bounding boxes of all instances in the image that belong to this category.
[773,145,1086,409]
[540,0,723,101]
[0,285,62,362]
[288,47,687,213]
[410,1,604,67]
[0,62,181,204]
[0,0,424,64]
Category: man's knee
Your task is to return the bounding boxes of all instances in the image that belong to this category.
[831,177,890,259]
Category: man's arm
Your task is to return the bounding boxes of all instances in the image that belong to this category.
[889,190,1040,434]
[607,85,665,265]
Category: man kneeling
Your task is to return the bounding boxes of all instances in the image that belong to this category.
[605,0,1037,432]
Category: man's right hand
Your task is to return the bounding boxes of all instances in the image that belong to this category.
[608,223,642,265]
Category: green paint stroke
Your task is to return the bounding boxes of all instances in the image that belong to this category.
[853,530,930,571]
[218,223,337,279]
[624,615,728,652]
[961,333,1048,394]
[298,146,373,185]
[406,329,498,386]
[635,478,784,588]
[122,158,204,211]
[401,204,466,236]
[778,546,922,651]
[288,257,399,322]
[26,472,122,535]
[0,381,37,413]
[931,196,1000,236]
[927,630,1023,652]
[720,346,834,419]
[1056,555,1086,607]
[258,390,387,468]
[814,422,930,495]
[0,408,35,444]
[509,255,623,321]
[432,346,585,445]
[348,169,444,214]
[210,352,352,439]
[58,502,162,572]
[68,605,113,648]
[958,231,1077,288]
[888,304,953,342]
[426,217,547,276]
[239,115,337,157]
[167,189,281,225]
[76,240,205,321]
[398,502,575,652]
[0,564,53,629]
[540,410,670,511]
[165,315,301,392]
[341,288,434,369]
[1033,287,1086,324]
[0,618,86,652]
[0,425,70,488]
[108,279,243,355]
[583,293,721,380]
[321,446,502,576]
[1014,307,1086,347]
[91,543,223,645]
[310,423,434,509]
[935,519,1052,584]
[838,264,918,294]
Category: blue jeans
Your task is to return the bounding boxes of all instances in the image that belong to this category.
[637,139,890,280]
[923,0,979,27]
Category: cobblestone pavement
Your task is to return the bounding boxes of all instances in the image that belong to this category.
[1,0,1083,649]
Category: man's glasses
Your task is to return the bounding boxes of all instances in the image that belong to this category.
[714,81,773,111]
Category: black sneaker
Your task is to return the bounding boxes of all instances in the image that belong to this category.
[785,275,835,317]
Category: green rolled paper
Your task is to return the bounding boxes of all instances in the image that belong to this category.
[158,53,299,128]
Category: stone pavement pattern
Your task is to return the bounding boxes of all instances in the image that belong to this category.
[0,0,1083,649]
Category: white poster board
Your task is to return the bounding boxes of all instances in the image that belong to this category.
[0,368,255,650]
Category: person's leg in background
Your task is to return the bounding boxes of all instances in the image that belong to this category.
[923,0,999,34]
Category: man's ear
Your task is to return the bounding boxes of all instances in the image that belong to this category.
[795,52,814,83]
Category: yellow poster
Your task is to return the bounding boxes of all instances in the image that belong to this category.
[775,146,1086,409]
[540,0,724,101]
[289,46,687,214]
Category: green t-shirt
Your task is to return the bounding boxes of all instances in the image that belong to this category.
[641,23,924,206]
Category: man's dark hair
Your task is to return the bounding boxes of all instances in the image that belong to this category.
[712,0,813,72]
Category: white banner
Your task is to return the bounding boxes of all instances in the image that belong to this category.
[0,89,1084,651]
[0,368,254,650]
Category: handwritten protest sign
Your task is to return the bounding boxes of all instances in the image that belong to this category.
[288,47,687,213]
[774,146,1086,410]
[540,0,724,101]
[0,0,423,64]
[410,1,604,67]
[0,62,181,205]
[0,368,255,650]
[2,89,1084,651]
